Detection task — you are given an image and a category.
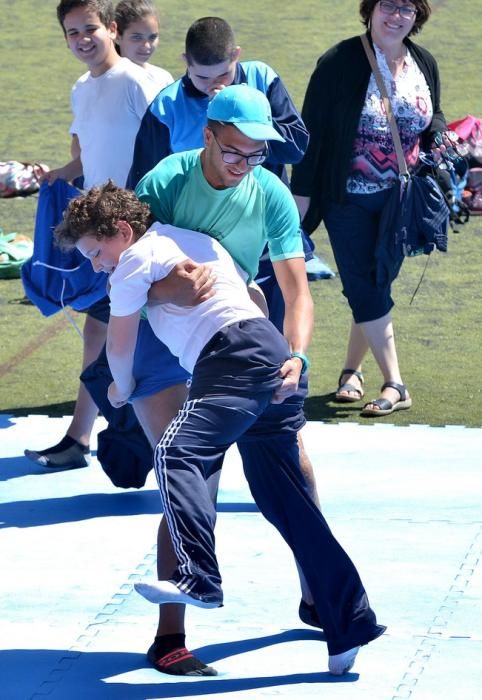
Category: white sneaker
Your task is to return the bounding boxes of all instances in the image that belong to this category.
[328,646,360,675]
[134,580,220,609]
[305,255,335,280]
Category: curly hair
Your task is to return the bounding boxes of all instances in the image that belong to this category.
[359,0,432,36]
[54,181,153,250]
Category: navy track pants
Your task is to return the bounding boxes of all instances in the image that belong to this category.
[153,318,384,654]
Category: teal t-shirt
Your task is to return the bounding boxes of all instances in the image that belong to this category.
[135,150,303,282]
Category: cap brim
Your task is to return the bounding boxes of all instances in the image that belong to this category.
[235,122,285,143]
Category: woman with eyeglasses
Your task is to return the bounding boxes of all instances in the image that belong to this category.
[291,0,450,417]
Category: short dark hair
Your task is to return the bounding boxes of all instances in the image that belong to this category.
[206,119,224,132]
[185,17,237,66]
[56,0,115,32]
[54,181,153,250]
[359,0,431,35]
[115,0,159,36]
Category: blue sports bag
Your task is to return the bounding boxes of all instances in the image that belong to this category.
[21,179,107,316]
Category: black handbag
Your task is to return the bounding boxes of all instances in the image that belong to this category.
[360,35,450,286]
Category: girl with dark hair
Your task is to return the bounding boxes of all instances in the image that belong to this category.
[115,0,172,84]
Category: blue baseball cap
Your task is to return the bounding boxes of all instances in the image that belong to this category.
[207,84,285,142]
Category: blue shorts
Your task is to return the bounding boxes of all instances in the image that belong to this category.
[85,296,190,399]
[131,319,190,399]
[256,259,285,334]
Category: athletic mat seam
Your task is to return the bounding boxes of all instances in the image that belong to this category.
[25,522,482,697]
[391,524,482,699]
[29,547,157,699]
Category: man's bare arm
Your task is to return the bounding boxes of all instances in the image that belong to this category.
[271,257,314,403]
[40,157,83,186]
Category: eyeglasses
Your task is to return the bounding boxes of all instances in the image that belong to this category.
[210,130,268,166]
[378,1,417,20]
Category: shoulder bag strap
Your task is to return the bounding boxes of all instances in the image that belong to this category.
[360,34,409,180]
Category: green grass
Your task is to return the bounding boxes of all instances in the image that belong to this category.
[0,0,481,426]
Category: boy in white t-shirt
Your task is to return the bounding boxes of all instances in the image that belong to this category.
[45,0,169,189]
[55,180,385,678]
[63,186,266,385]
[25,0,172,471]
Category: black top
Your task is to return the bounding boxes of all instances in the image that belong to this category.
[290,33,447,232]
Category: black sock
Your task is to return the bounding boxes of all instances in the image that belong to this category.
[32,434,89,457]
[147,634,217,676]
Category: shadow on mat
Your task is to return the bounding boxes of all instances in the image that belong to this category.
[0,414,16,430]
[1,633,356,699]
[0,402,77,419]
[0,455,49,480]
[194,628,327,661]
[0,490,259,528]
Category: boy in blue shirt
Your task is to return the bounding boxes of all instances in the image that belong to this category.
[127,16,306,186]
[127,15,335,281]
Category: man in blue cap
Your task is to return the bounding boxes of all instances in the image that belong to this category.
[127,15,335,283]
[129,84,385,678]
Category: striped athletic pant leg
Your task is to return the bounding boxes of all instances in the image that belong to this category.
[152,318,292,606]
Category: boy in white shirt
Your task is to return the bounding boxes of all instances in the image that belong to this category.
[54,180,386,679]
[25,0,172,470]
[46,0,169,188]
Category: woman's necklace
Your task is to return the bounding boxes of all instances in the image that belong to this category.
[373,38,407,76]
[387,48,408,76]
[390,54,405,66]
